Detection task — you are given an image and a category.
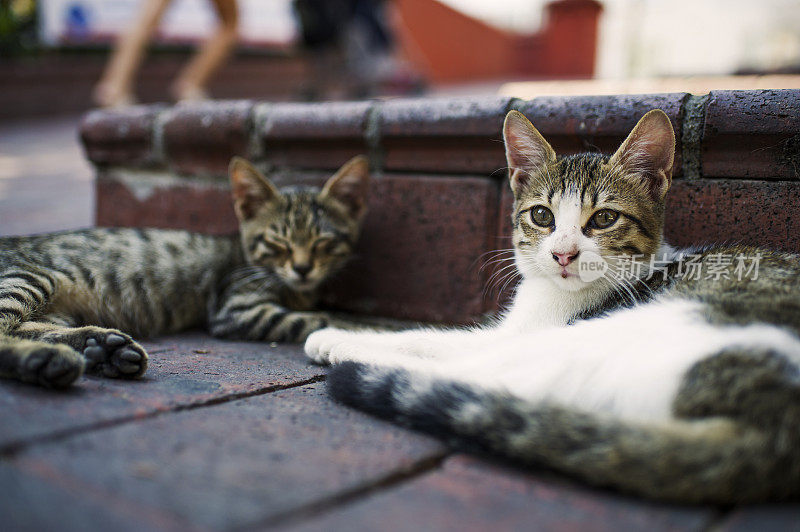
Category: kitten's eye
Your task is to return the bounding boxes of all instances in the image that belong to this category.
[312,238,332,251]
[590,209,619,229]
[313,238,349,257]
[328,243,350,257]
[256,243,274,257]
[260,239,288,256]
[312,236,351,257]
[530,206,554,228]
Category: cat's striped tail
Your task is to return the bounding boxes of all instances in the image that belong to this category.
[327,359,800,504]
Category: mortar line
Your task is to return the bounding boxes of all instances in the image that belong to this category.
[680,93,710,180]
[244,451,451,531]
[364,100,385,174]
[249,102,272,163]
[151,106,170,166]
[0,374,326,457]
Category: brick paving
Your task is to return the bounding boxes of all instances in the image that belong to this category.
[0,115,93,237]
[2,117,800,531]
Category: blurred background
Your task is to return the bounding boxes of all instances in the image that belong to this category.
[3,0,800,116]
[2,0,800,235]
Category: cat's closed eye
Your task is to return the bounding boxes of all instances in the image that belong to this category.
[256,236,289,257]
[313,237,350,257]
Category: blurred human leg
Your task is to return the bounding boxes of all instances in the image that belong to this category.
[170,0,239,102]
[93,0,172,107]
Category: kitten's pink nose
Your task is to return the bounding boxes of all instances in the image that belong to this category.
[552,251,579,266]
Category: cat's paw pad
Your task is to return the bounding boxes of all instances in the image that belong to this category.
[304,328,353,364]
[83,331,148,379]
[22,345,84,389]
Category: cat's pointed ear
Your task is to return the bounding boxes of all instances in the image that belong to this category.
[609,110,675,200]
[229,157,280,221]
[503,110,556,197]
[320,155,370,220]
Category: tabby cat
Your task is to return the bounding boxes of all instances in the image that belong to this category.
[305,110,800,503]
[0,155,369,389]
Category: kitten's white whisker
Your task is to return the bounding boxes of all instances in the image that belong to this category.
[484,268,518,301]
[479,256,518,274]
[598,269,636,307]
[483,263,520,300]
[486,263,519,290]
[475,249,517,273]
[497,271,521,298]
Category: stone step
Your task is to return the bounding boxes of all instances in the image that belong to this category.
[81,90,800,323]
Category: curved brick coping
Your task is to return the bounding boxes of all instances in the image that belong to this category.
[83,90,800,323]
[81,90,800,180]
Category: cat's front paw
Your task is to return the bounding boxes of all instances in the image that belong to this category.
[304,328,354,364]
[305,329,396,366]
[20,344,84,389]
[82,330,148,379]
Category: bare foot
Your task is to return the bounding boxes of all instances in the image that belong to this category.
[170,83,209,103]
[93,82,137,108]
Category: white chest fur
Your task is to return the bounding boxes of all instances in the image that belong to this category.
[499,276,608,332]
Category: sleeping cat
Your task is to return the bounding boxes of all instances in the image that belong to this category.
[305,110,800,503]
[0,155,369,389]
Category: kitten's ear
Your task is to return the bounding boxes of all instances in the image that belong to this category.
[503,110,556,197]
[229,157,280,221]
[609,110,675,200]
[321,155,370,220]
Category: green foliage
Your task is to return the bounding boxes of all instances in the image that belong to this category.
[0,0,39,57]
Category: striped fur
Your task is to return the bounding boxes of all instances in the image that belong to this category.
[0,156,369,388]
[310,111,800,503]
[329,346,800,504]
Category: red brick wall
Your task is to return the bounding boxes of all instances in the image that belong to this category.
[81,89,800,324]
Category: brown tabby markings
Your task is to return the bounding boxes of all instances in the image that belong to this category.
[322,110,800,504]
[0,156,369,388]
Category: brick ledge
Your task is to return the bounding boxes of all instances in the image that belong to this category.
[82,90,800,323]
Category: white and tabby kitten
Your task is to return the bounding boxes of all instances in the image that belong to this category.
[304,110,800,504]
